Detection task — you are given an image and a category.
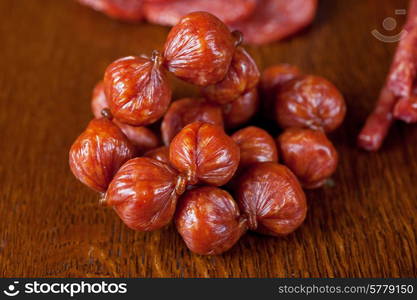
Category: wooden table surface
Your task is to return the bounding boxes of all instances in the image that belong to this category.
[0,0,416,278]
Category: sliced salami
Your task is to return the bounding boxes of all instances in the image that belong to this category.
[230,0,318,44]
[78,0,144,22]
[143,0,257,26]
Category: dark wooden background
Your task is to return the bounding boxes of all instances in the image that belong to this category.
[0,0,416,278]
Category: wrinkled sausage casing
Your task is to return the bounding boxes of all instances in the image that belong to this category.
[78,0,318,44]
[114,123,159,154]
[163,12,235,86]
[105,157,187,231]
[231,126,278,171]
[260,64,302,120]
[169,122,240,186]
[222,88,259,129]
[230,0,318,45]
[275,75,346,132]
[261,64,303,95]
[69,118,136,193]
[144,0,257,26]
[161,98,224,145]
[202,46,260,104]
[235,162,307,236]
[175,186,247,255]
[278,128,338,189]
[91,81,160,154]
[144,146,170,164]
[91,81,109,119]
[104,55,171,126]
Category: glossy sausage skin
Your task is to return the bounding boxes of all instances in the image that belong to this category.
[144,146,170,164]
[261,64,302,95]
[91,81,160,154]
[260,64,301,115]
[69,118,136,192]
[161,98,223,145]
[175,186,247,255]
[104,55,171,126]
[91,81,109,119]
[231,126,278,171]
[235,162,307,236]
[169,122,240,186]
[278,128,338,189]
[222,88,259,129]
[104,157,187,231]
[163,12,235,86]
[202,46,260,104]
[114,122,159,154]
[275,75,346,132]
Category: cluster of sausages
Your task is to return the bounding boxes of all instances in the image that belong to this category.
[69,12,346,255]
[358,0,417,151]
[76,0,318,44]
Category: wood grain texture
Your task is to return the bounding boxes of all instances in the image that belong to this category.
[0,0,416,278]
